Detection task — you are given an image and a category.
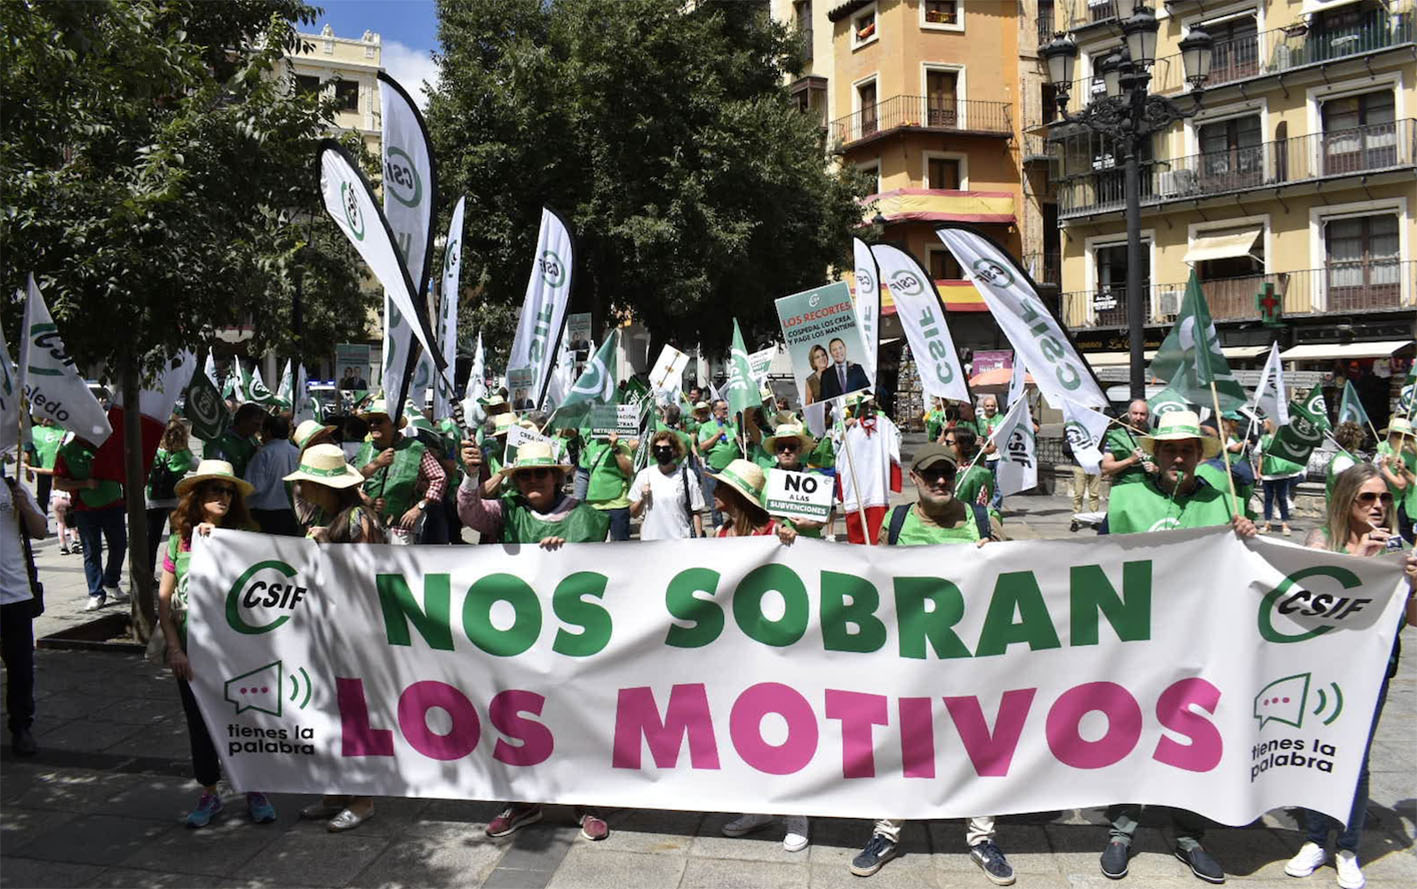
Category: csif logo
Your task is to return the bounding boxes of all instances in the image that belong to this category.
[384,147,422,208]
[970,258,1014,288]
[225,561,310,635]
[1063,420,1091,450]
[340,182,366,241]
[27,323,75,376]
[857,269,875,295]
[443,239,459,278]
[890,270,924,297]
[1257,565,1372,643]
[539,250,566,288]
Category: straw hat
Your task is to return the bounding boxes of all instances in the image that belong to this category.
[1138,410,1223,460]
[692,401,711,412]
[506,440,572,475]
[763,423,817,454]
[293,419,337,450]
[710,459,768,507]
[490,412,519,436]
[175,459,254,498]
[1380,416,1414,438]
[358,398,407,427]
[282,444,365,489]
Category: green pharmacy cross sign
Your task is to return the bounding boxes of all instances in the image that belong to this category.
[1256,282,1283,328]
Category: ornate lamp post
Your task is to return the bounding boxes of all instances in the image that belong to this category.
[1042,3,1213,400]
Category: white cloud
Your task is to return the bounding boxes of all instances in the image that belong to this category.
[381,39,439,110]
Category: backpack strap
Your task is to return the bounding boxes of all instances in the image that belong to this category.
[886,503,911,545]
[970,503,992,540]
[681,463,695,538]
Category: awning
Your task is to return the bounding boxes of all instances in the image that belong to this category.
[1083,346,1266,368]
[1279,341,1414,361]
[1301,0,1368,16]
[1184,226,1263,264]
[864,189,1016,225]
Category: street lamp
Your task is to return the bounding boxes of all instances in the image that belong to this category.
[1042,2,1213,401]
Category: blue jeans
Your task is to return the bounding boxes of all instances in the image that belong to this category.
[989,459,1003,509]
[1262,476,1293,523]
[74,505,127,598]
[602,506,631,541]
[703,472,723,528]
[1301,673,1390,852]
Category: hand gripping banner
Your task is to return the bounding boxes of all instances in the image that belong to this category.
[186,529,1405,825]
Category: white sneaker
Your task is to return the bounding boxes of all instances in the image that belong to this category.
[1284,842,1327,878]
[783,815,809,852]
[721,813,774,838]
[104,585,129,603]
[1334,850,1364,889]
[84,596,105,612]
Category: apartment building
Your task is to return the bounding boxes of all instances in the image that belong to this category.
[1045,0,1415,385]
[290,25,384,157]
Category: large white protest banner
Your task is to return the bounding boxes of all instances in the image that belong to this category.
[935,226,1107,410]
[508,208,574,408]
[433,196,466,419]
[188,529,1404,824]
[870,244,969,403]
[18,275,113,444]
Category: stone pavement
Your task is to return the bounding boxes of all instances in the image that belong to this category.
[2,456,1414,888]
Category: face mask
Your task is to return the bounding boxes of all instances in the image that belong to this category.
[653,448,675,465]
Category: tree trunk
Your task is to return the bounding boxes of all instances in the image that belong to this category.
[121,358,156,642]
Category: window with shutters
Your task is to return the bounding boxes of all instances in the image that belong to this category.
[1325,214,1400,309]
[925,69,958,127]
[928,247,963,281]
[1198,114,1262,189]
[1321,90,1396,174]
[334,80,360,112]
[926,156,962,190]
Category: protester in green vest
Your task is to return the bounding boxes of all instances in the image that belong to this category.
[1098,410,1255,885]
[1100,399,1154,487]
[923,397,950,444]
[144,417,196,575]
[456,438,610,841]
[54,434,127,611]
[209,403,265,478]
[698,398,742,529]
[1376,417,1416,542]
[764,424,832,542]
[580,429,635,540]
[849,442,1010,882]
[24,417,64,513]
[1326,421,1366,499]
[155,460,275,829]
[1256,418,1306,536]
[947,426,996,523]
[1287,463,1417,889]
[355,400,447,544]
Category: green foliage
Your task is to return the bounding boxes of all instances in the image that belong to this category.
[428,0,868,353]
[0,0,373,382]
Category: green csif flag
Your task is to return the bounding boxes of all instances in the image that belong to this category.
[1398,363,1416,418]
[1147,385,1194,419]
[1267,387,1329,465]
[724,320,758,421]
[1337,382,1372,430]
[184,366,230,441]
[550,330,620,429]
[1148,271,1247,411]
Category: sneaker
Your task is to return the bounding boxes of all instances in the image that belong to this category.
[486,803,543,838]
[1101,840,1130,879]
[970,840,1016,885]
[1175,845,1225,884]
[246,792,277,823]
[104,585,129,603]
[850,833,898,877]
[1284,842,1327,877]
[721,813,775,838]
[579,812,609,841]
[185,791,223,828]
[59,545,69,555]
[1334,850,1364,889]
[84,595,105,612]
[783,815,809,852]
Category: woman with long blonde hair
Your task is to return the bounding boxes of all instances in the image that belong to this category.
[1287,464,1416,889]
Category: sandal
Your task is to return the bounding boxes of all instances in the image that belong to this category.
[328,806,374,832]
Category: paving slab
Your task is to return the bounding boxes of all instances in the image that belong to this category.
[349,821,505,888]
[0,858,105,888]
[679,855,809,889]
[543,847,687,889]
[238,830,393,887]
[12,813,176,866]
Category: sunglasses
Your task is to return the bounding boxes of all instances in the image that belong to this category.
[776,441,801,452]
[520,468,554,480]
[1354,491,1394,505]
[916,468,956,484]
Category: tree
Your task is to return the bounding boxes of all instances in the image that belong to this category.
[427,0,869,356]
[0,0,375,635]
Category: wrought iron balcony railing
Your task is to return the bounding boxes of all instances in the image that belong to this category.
[830,96,1012,148]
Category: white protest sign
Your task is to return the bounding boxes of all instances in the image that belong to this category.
[589,403,642,437]
[648,345,690,394]
[188,528,1405,824]
[763,469,834,522]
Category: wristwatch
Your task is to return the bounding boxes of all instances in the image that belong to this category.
[417,499,429,511]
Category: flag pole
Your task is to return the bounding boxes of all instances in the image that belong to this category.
[1209,381,1240,520]
[836,403,873,546]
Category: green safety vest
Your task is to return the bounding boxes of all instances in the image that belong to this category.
[1325,449,1360,499]
[357,436,426,524]
[146,448,196,499]
[1194,460,1253,519]
[1259,433,1306,478]
[582,439,631,504]
[1377,441,1417,514]
[32,426,64,469]
[975,414,1004,458]
[699,420,741,471]
[503,495,610,544]
[808,434,836,470]
[214,432,259,478]
[747,441,776,471]
[1104,427,1147,486]
[1105,475,1233,534]
[955,463,993,507]
[924,411,946,442]
[889,504,982,546]
[58,439,123,508]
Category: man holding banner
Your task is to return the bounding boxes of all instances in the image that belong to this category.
[1099,411,1256,884]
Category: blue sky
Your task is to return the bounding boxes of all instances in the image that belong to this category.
[309,0,441,105]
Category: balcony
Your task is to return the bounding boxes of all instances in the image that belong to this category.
[1037,9,1055,46]
[1149,7,1415,94]
[1060,263,1415,329]
[831,96,1012,149]
[1057,119,1416,218]
[1022,251,1061,287]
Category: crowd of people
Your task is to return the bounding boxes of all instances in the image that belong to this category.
[3,378,1415,888]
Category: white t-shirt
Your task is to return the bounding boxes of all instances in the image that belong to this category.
[837,415,901,512]
[629,464,705,541]
[1,480,40,605]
